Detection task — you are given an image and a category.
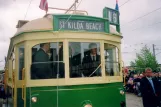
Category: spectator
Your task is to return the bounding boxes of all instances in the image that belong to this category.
[133,74,142,96]
[140,68,160,107]
[158,72,161,107]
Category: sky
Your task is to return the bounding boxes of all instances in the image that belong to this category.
[0,0,161,70]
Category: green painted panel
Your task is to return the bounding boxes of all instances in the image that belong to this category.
[26,82,125,107]
[53,15,110,33]
[103,7,120,33]
[17,88,24,107]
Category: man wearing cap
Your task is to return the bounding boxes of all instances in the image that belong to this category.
[82,43,101,77]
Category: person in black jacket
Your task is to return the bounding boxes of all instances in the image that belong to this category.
[82,43,101,77]
[158,72,161,107]
[31,43,52,79]
[140,68,160,107]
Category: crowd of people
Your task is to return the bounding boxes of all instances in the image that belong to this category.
[124,68,161,107]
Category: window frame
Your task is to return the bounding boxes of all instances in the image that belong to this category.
[104,41,121,77]
[29,40,65,80]
[17,44,25,80]
[67,39,104,79]
[27,39,122,87]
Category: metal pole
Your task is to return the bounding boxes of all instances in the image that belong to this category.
[121,60,126,86]
[65,3,75,14]
[74,0,76,14]
[74,0,78,14]
[153,44,156,58]
[48,7,88,15]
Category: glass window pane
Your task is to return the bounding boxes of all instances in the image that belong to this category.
[69,42,101,78]
[19,46,24,80]
[31,42,64,79]
[104,43,120,76]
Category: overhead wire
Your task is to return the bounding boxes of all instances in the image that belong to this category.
[119,0,131,7]
[122,6,161,27]
[24,0,33,20]
[131,21,161,31]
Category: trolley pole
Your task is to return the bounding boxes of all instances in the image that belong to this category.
[65,0,78,14]
[74,0,78,14]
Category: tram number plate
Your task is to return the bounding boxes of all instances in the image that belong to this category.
[58,19,105,32]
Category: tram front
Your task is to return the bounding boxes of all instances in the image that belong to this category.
[18,7,125,107]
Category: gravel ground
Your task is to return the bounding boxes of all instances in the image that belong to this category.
[126,93,143,107]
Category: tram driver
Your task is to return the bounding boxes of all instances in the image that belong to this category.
[82,43,101,77]
[31,43,52,79]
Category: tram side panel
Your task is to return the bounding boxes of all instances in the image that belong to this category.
[26,83,125,107]
[17,88,24,107]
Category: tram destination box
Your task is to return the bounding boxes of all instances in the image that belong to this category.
[53,15,110,33]
[103,7,120,32]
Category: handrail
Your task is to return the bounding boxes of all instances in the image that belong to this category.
[22,68,25,100]
[48,7,88,15]
[121,60,126,86]
[12,70,15,98]
[4,69,8,93]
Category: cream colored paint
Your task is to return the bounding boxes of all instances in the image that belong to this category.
[15,17,53,36]
[27,77,122,87]
[7,31,122,88]
[11,32,121,46]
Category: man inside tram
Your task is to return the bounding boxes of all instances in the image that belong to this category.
[82,43,101,77]
[31,43,52,79]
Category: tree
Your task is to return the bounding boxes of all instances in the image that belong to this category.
[130,61,136,67]
[130,46,159,73]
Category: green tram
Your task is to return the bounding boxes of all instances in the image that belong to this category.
[4,7,125,107]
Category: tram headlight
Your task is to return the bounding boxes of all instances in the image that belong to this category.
[120,90,125,95]
[31,97,37,103]
[81,100,92,107]
[84,104,92,107]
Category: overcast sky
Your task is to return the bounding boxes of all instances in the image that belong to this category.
[0,0,161,70]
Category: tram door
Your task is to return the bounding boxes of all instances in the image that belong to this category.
[17,45,25,107]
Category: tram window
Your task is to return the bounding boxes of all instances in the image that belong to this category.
[18,45,24,80]
[31,42,64,79]
[69,42,101,78]
[104,43,120,76]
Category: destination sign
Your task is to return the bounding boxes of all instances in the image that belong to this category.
[103,7,120,32]
[58,19,105,32]
[103,7,119,25]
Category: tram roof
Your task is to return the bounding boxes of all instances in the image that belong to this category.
[14,14,120,36]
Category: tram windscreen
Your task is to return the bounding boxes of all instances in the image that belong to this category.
[104,43,120,76]
[69,42,101,78]
[30,42,65,79]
